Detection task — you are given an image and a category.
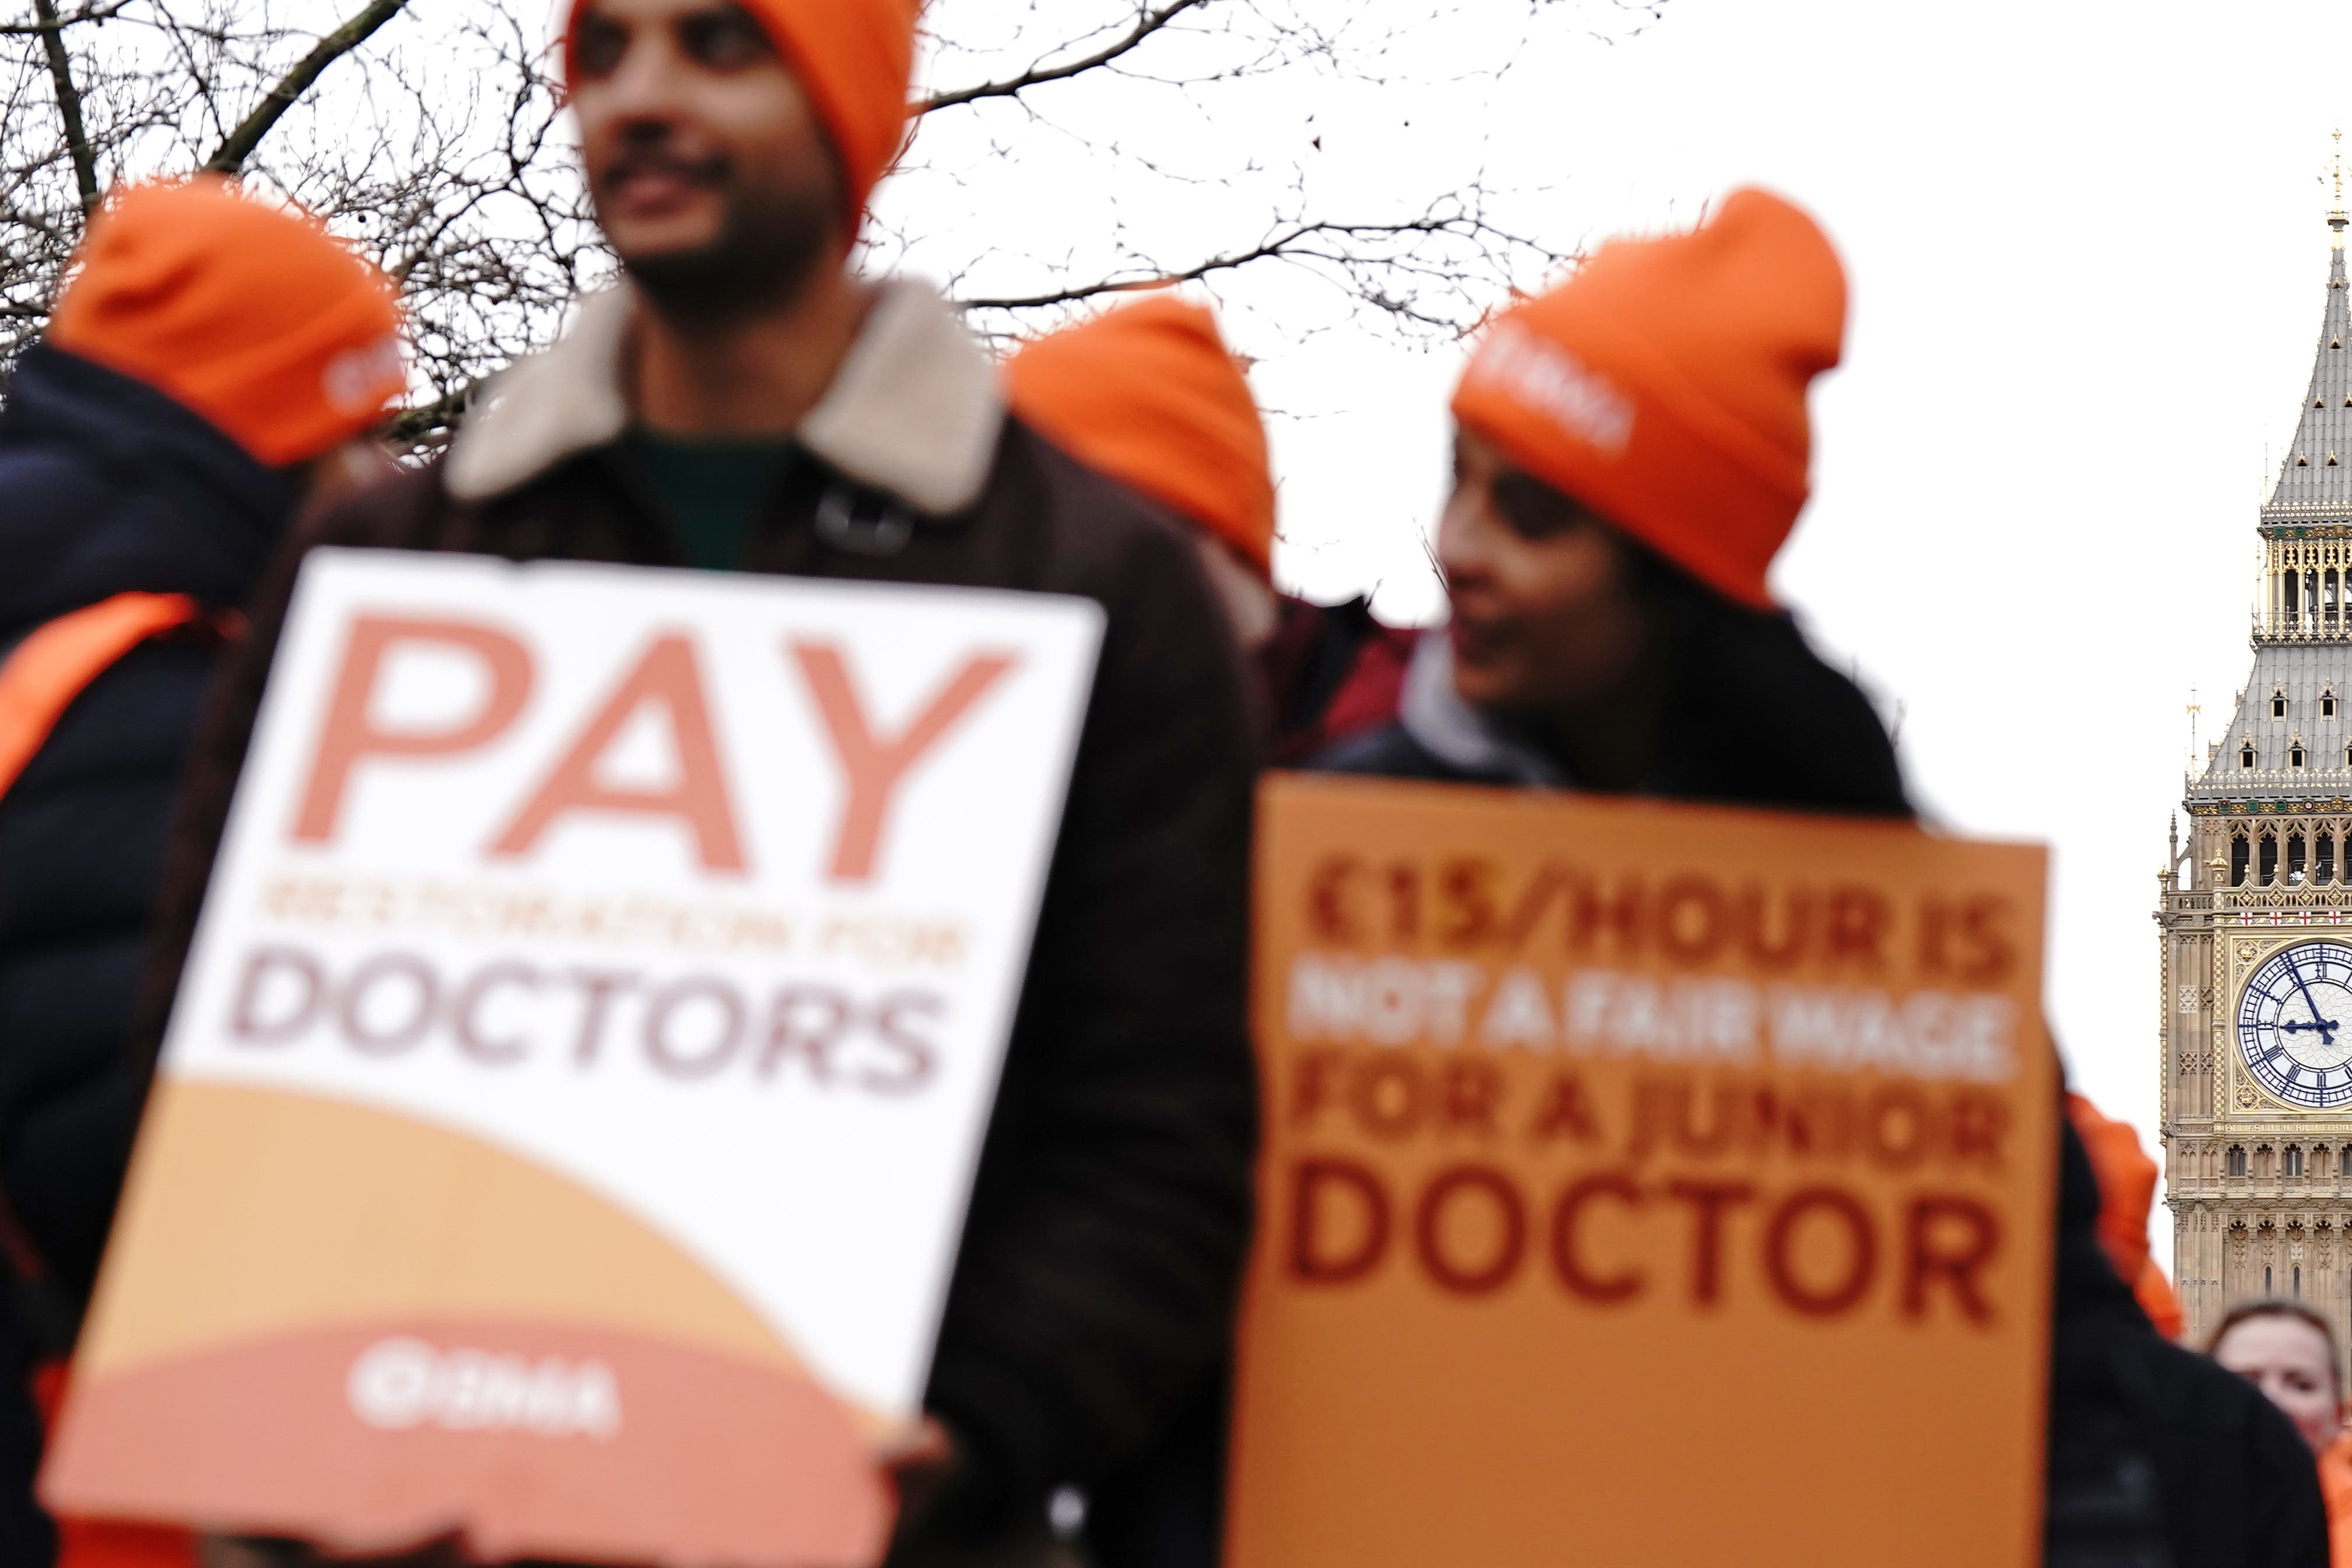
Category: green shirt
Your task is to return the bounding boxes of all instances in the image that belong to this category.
[626,430,797,572]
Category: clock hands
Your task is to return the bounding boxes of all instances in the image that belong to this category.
[2285,955,2341,1046]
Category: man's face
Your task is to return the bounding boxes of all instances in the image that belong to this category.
[1436,427,1650,717]
[570,0,845,318]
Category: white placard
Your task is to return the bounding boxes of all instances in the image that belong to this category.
[163,548,1103,1421]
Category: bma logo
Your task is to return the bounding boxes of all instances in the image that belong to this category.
[347,1337,621,1439]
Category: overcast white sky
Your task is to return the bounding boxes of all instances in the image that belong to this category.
[888,0,2352,1267]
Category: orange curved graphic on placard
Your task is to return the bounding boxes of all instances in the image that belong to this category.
[44,1320,888,1567]
[72,1080,804,1383]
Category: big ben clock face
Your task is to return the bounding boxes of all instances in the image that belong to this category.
[2239,942,2352,1108]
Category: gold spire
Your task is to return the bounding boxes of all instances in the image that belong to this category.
[2332,126,2347,248]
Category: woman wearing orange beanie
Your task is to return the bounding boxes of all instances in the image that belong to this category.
[0,176,400,1568]
[1319,188,1905,811]
[1004,296,1412,763]
[1316,189,2330,1568]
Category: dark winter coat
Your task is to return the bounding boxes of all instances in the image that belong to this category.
[2043,1108,2326,1567]
[0,343,298,1565]
[130,282,1261,1565]
[1080,594,1409,1568]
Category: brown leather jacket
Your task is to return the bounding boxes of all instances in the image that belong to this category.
[136,282,1261,1563]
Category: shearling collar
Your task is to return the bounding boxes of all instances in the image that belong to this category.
[1398,630,1567,786]
[444,279,1003,515]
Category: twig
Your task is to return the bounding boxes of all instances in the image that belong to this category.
[917,0,1209,114]
[0,1,130,37]
[954,213,1524,313]
[205,0,410,174]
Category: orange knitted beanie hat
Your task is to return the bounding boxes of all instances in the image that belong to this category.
[1451,188,1846,609]
[46,178,404,466]
[564,0,920,222]
[1004,296,1277,578]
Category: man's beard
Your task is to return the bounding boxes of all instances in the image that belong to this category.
[615,173,838,326]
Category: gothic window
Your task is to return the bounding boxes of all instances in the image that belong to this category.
[2291,831,2309,883]
[2233,832,2252,885]
[2241,741,2256,768]
[2321,829,2337,884]
[2293,744,2308,769]
[2287,1145,2306,1176]
[2325,689,2338,718]
[2262,832,2280,884]
[2229,1145,2249,1177]
[2340,1145,2350,1176]
[2275,690,2290,718]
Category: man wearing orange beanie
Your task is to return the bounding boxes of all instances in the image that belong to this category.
[1005,296,1412,764]
[145,5,1260,1567]
[0,175,402,1568]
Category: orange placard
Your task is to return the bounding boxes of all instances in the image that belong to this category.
[1226,774,2054,1568]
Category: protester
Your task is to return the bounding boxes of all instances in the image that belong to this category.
[2210,1300,2347,1454]
[133,2,1260,1565]
[2066,1092,2185,1338]
[1318,192,1901,809]
[1004,294,1411,764]
[1317,187,2328,1567]
[0,175,403,1568]
[2209,1301,2352,1562]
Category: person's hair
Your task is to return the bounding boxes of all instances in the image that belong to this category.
[1465,455,1910,818]
[2208,1298,2343,1394]
[1615,531,1912,820]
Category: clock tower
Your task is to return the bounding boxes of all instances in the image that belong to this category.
[2165,192,2352,1358]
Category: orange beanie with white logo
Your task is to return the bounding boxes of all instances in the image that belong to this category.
[45,178,404,467]
[1003,296,1277,578]
[1451,187,1845,609]
[564,0,919,220]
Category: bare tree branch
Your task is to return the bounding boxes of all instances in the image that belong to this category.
[29,0,97,210]
[204,0,408,174]
[950,192,1570,343]
[954,218,1356,311]
[4,0,1658,453]
[0,1,129,37]
[917,0,1208,114]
